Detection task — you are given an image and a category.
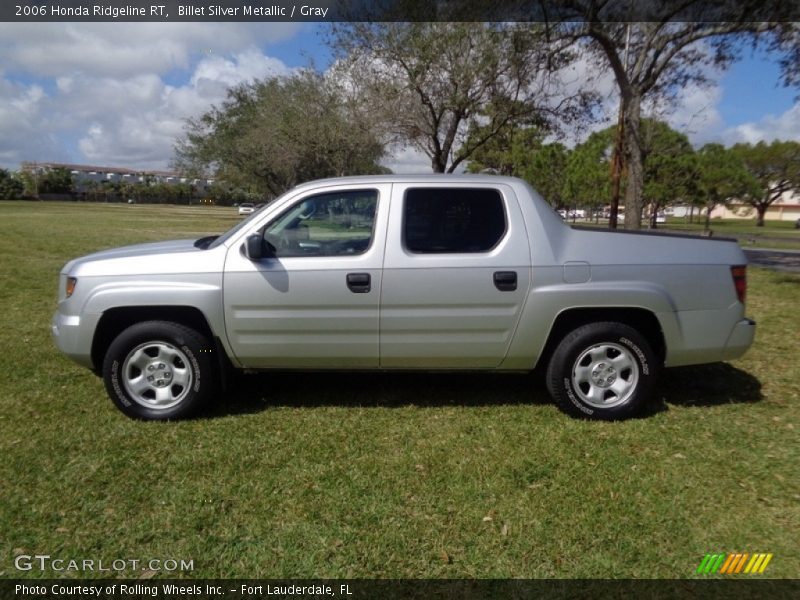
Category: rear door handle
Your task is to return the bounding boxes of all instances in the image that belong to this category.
[346,272,371,293]
[493,271,517,291]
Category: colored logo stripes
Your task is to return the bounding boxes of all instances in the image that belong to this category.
[697,553,773,574]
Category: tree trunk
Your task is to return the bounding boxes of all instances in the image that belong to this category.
[609,100,626,230]
[756,204,766,227]
[622,93,644,230]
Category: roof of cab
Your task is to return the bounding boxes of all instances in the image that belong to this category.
[293,173,527,190]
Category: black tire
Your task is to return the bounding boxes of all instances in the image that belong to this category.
[545,321,658,420]
[102,321,215,420]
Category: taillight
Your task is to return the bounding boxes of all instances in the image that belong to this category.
[731,266,746,305]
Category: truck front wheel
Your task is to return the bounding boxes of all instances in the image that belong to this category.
[102,321,215,420]
[546,322,658,420]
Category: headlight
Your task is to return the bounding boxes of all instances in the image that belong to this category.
[65,276,77,298]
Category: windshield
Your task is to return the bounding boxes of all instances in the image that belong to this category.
[206,203,270,249]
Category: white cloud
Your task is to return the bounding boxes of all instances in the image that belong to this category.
[719,103,800,145]
[0,23,299,77]
[0,78,68,165]
[190,48,292,94]
[0,21,300,170]
[68,49,293,169]
[654,81,725,146]
[383,145,431,173]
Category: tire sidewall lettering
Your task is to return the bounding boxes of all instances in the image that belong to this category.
[619,336,649,375]
[563,377,594,415]
[109,360,131,407]
[182,344,202,393]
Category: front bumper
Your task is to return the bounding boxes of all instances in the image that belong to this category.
[52,311,95,369]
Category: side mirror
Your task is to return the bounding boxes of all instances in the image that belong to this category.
[244,233,274,260]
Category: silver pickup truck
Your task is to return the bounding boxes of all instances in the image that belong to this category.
[52,175,755,421]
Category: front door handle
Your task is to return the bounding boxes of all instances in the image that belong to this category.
[493,271,517,291]
[346,272,371,293]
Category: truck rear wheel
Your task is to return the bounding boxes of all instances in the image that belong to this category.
[546,322,658,420]
[102,321,214,420]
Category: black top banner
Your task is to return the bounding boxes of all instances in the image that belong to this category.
[3,0,800,22]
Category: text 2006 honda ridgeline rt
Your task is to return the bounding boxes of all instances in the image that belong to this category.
[53,175,755,420]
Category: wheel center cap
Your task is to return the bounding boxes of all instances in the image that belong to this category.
[591,362,617,388]
[146,362,172,387]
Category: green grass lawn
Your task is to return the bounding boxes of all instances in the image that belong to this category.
[661,218,800,251]
[1,201,798,579]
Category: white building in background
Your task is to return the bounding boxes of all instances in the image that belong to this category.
[709,189,800,222]
[663,205,693,218]
[20,162,214,190]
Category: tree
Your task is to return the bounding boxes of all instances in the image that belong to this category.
[564,129,613,218]
[465,127,569,207]
[519,143,570,208]
[0,169,24,200]
[560,120,694,225]
[39,167,74,194]
[465,126,545,176]
[328,22,594,173]
[732,140,800,226]
[556,3,796,229]
[693,144,759,232]
[640,120,695,228]
[175,70,387,198]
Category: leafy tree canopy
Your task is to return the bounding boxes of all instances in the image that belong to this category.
[328,22,596,173]
[693,143,760,230]
[0,169,24,200]
[38,168,74,194]
[731,140,800,226]
[174,70,388,199]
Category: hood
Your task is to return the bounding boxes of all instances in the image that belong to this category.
[78,239,198,262]
[63,238,225,277]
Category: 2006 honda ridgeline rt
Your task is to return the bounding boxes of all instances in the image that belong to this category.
[53,175,755,420]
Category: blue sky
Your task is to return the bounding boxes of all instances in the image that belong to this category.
[718,47,796,125]
[0,22,797,172]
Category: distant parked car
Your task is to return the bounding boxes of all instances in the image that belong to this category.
[238,203,255,216]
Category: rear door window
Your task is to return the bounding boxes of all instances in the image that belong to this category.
[403,188,506,253]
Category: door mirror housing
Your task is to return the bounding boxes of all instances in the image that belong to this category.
[244,233,274,260]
